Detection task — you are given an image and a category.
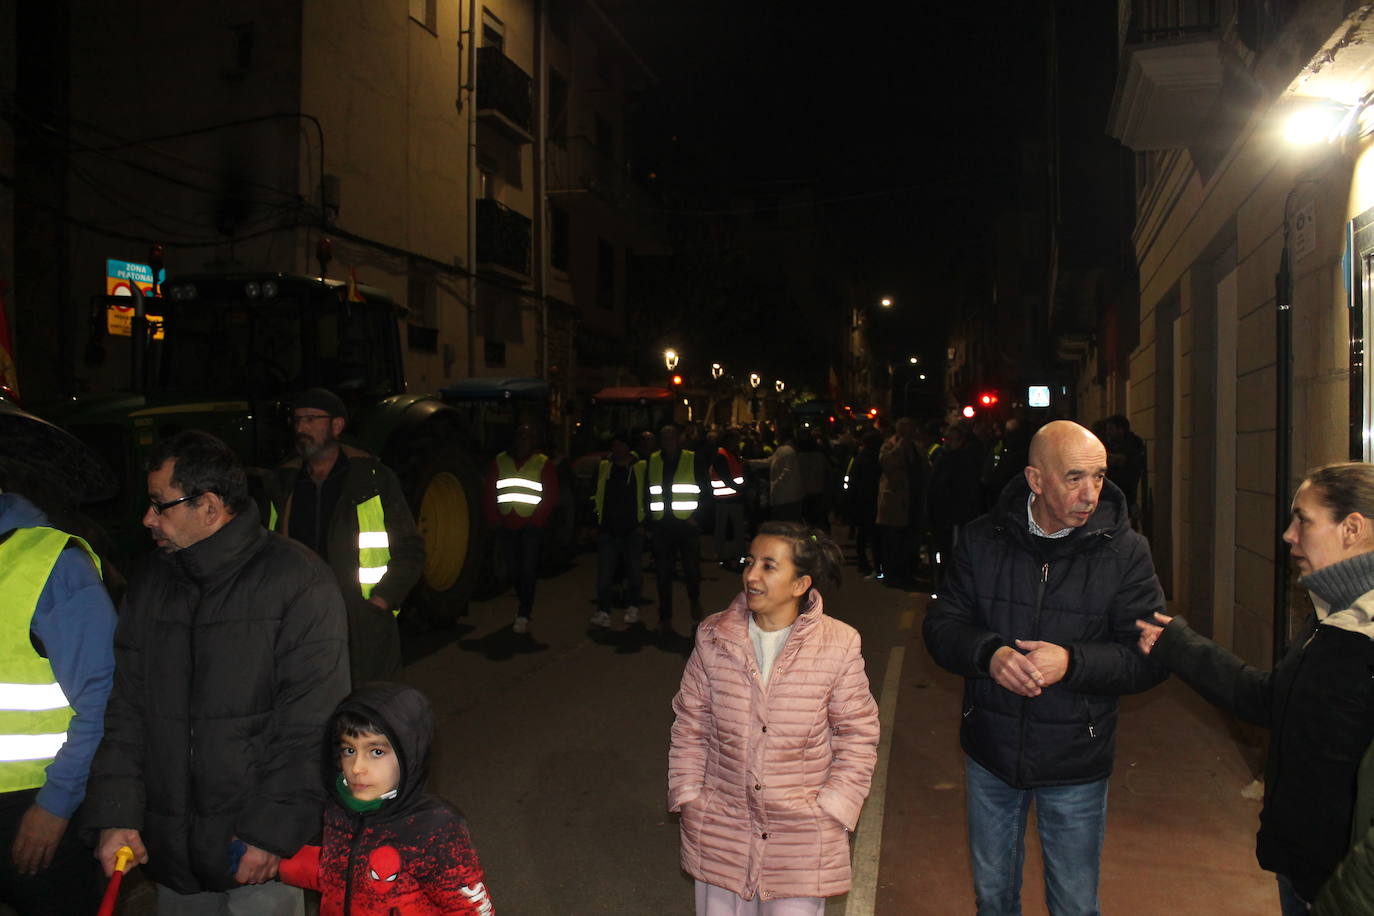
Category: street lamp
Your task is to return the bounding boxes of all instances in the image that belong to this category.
[664,348,679,371]
[908,356,919,365]
[879,297,893,308]
[775,380,785,393]
[711,363,723,380]
[749,373,760,389]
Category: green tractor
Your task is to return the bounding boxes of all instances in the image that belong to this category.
[48,272,485,626]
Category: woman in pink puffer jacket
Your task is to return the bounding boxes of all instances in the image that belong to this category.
[669,522,881,915]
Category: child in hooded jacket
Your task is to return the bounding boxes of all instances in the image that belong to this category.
[280,684,493,915]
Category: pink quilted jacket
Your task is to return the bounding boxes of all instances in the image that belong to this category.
[668,591,880,902]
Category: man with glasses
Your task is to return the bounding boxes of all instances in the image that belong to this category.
[267,388,424,684]
[85,430,349,915]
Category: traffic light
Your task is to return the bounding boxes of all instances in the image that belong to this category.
[671,374,683,388]
[962,405,976,419]
[979,391,999,407]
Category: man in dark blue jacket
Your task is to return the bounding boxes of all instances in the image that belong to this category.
[923,420,1167,916]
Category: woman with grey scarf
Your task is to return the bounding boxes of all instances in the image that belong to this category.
[1137,462,1374,915]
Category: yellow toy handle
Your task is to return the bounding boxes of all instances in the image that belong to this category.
[114,845,134,874]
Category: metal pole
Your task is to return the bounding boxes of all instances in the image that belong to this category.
[1273,230,1292,669]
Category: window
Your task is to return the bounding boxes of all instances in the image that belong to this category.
[223,23,254,81]
[484,340,507,367]
[407,268,438,353]
[595,44,615,87]
[551,207,570,272]
[482,8,505,50]
[549,0,569,41]
[409,0,436,32]
[596,239,615,311]
[548,68,569,140]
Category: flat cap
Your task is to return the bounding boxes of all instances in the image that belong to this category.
[293,388,348,421]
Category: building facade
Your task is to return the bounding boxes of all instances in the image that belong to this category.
[3,0,655,420]
[1100,0,1374,667]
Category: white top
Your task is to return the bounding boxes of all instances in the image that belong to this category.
[749,616,795,686]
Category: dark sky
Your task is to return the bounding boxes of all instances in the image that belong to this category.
[607,3,1075,360]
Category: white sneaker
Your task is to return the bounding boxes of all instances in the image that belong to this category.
[624,606,640,625]
[513,615,529,634]
[589,610,611,628]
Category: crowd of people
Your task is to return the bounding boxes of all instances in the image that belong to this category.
[12,389,1374,915]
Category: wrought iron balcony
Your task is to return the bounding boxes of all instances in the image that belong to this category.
[475,198,531,278]
[476,46,533,142]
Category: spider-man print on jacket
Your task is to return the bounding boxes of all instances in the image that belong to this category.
[280,684,494,915]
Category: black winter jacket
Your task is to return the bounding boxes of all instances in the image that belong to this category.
[268,446,425,685]
[1156,610,1374,902]
[923,476,1167,788]
[83,504,351,894]
[279,684,492,915]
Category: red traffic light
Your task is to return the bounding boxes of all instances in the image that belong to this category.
[979,392,999,406]
[671,374,683,386]
[962,405,976,418]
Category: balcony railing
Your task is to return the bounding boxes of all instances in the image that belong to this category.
[1122,0,1220,46]
[547,135,650,210]
[476,46,532,141]
[475,198,531,277]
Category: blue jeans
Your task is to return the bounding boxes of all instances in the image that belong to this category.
[965,756,1108,916]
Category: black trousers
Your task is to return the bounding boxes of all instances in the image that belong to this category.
[652,519,701,625]
[0,789,99,916]
[500,526,544,617]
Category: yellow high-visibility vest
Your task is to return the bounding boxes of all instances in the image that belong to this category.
[0,528,98,791]
[356,495,397,615]
[647,450,700,520]
[594,459,645,524]
[269,487,398,616]
[495,452,549,518]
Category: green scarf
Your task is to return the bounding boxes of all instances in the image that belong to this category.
[335,772,387,813]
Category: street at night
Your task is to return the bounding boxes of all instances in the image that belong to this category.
[9,1,1374,914]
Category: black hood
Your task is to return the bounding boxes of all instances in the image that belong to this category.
[991,473,1131,557]
[326,683,435,815]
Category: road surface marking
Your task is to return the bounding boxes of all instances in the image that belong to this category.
[899,609,915,631]
[846,644,904,916]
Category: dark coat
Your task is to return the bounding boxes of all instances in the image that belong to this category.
[83,504,350,894]
[922,476,1167,788]
[1157,609,1374,902]
[279,684,491,915]
[269,446,424,684]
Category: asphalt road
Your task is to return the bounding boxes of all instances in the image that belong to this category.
[404,531,915,916]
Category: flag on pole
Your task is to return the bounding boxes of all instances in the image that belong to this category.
[0,279,18,397]
[344,267,365,303]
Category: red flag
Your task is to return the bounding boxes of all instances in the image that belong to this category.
[0,279,18,397]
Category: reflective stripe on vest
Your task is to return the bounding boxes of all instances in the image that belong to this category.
[709,448,745,499]
[594,459,645,524]
[0,528,96,790]
[647,451,700,520]
[495,453,549,518]
[356,495,397,615]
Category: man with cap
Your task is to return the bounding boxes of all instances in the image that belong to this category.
[266,388,425,684]
[0,403,117,914]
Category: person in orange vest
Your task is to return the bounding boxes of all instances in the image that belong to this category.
[484,424,560,635]
[707,429,748,571]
